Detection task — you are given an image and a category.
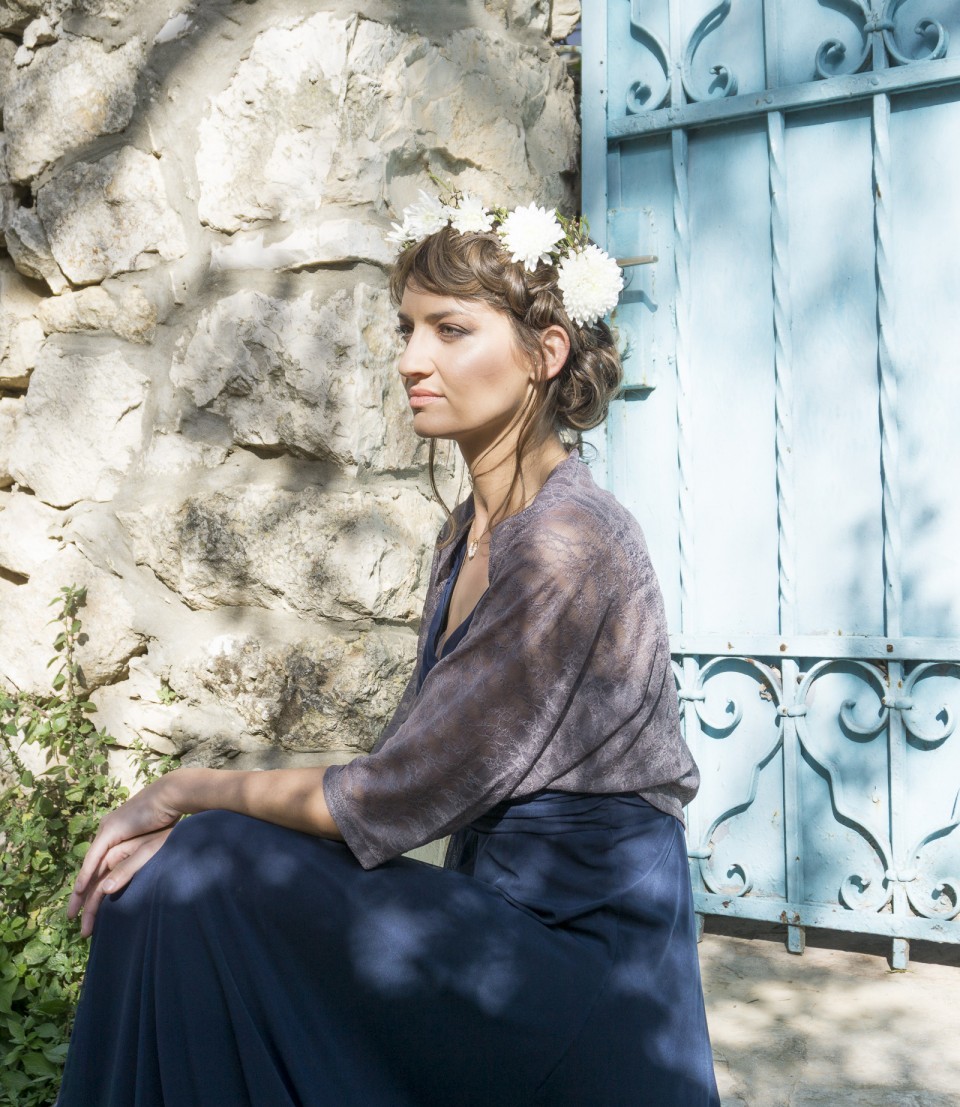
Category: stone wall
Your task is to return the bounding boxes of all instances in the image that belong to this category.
[0,0,580,779]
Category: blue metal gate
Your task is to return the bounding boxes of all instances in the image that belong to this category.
[582,1,960,966]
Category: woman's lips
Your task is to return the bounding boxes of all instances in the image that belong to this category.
[409,393,442,408]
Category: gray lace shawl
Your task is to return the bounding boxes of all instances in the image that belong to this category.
[323,450,700,869]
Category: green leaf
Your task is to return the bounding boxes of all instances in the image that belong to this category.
[21,1050,56,1077]
[29,1022,60,1040]
[21,940,51,967]
[0,1068,30,1094]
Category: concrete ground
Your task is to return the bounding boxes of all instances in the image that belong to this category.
[698,919,960,1106]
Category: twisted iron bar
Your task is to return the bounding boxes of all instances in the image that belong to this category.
[768,110,796,635]
[672,128,695,632]
[873,92,903,639]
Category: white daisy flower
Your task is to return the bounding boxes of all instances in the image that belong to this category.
[557,245,624,326]
[449,193,494,235]
[385,218,414,251]
[498,202,564,271]
[405,190,450,239]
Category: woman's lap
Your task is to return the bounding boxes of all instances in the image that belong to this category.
[59,807,719,1107]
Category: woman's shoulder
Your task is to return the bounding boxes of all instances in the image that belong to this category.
[530,455,644,546]
[496,454,651,581]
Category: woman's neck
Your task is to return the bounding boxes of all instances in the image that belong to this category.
[466,434,569,531]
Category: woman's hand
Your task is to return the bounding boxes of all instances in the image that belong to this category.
[68,769,188,938]
[66,763,342,936]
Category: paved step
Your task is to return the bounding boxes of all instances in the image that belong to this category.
[699,919,960,1107]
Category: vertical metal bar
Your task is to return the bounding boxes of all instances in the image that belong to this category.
[666,0,695,630]
[667,0,706,935]
[681,655,708,938]
[873,110,901,639]
[767,108,804,953]
[581,0,611,489]
[670,0,694,634]
[672,124,695,634]
[871,17,908,964]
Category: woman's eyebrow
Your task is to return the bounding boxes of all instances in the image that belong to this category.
[397,309,473,325]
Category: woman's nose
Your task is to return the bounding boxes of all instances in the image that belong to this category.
[397,332,431,380]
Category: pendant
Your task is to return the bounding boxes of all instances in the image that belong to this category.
[467,539,479,560]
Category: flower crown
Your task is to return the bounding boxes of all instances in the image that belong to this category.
[386,190,624,328]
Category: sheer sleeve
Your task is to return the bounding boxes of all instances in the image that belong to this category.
[323,508,668,869]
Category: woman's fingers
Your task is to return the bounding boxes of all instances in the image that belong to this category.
[67,831,160,919]
[74,828,175,939]
[71,775,184,900]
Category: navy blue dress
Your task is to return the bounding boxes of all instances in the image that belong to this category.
[58,534,719,1106]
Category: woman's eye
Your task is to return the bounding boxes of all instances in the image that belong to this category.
[438,325,468,339]
[395,325,412,343]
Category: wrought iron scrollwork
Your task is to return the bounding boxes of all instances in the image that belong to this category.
[900,661,957,746]
[682,1,739,102]
[680,658,782,899]
[815,0,950,79]
[680,651,959,926]
[626,0,671,113]
[797,660,895,911]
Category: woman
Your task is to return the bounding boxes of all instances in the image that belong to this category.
[60,194,720,1106]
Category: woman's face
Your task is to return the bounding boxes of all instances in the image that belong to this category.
[396,286,536,456]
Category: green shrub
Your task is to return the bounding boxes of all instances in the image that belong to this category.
[0,585,173,1106]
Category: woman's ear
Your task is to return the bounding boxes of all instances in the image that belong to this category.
[537,325,571,383]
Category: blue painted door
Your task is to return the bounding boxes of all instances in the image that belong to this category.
[583,1,960,965]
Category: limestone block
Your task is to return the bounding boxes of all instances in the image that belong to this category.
[210,219,393,272]
[38,282,157,343]
[0,257,45,388]
[170,284,423,472]
[2,202,69,293]
[0,0,43,34]
[173,626,416,753]
[118,482,441,621]
[0,36,17,107]
[3,36,143,182]
[66,0,138,23]
[21,13,56,48]
[329,22,577,213]
[142,432,229,476]
[90,658,178,753]
[501,0,550,33]
[196,12,352,232]
[11,345,147,506]
[0,397,21,489]
[0,491,63,577]
[0,544,145,694]
[550,0,580,40]
[37,147,187,285]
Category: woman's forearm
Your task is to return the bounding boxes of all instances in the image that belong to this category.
[170,765,343,841]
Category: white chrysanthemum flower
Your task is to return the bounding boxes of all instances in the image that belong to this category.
[449,193,494,235]
[498,202,564,271]
[557,245,624,326]
[405,190,450,239]
[385,217,413,251]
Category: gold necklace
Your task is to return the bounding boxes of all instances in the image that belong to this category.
[466,517,489,560]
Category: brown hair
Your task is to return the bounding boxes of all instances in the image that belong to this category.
[389,225,623,543]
